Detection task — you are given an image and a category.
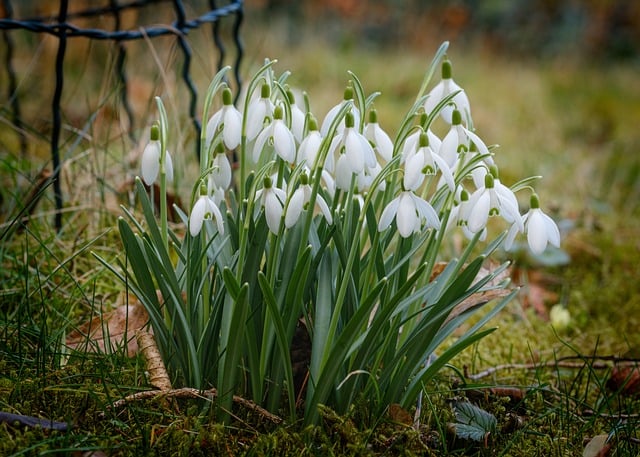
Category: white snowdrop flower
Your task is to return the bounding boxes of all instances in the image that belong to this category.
[286,88,306,144]
[403,149,427,192]
[439,109,492,169]
[253,104,296,163]
[378,190,441,238]
[364,108,393,162]
[406,132,455,193]
[246,82,274,141]
[401,124,442,164]
[285,173,333,228]
[321,84,360,136]
[297,115,323,167]
[208,143,232,190]
[335,153,354,191]
[357,161,385,192]
[207,183,226,206]
[505,193,560,255]
[255,177,287,234]
[141,124,173,185]
[329,111,376,176]
[205,87,242,151]
[448,187,487,241]
[189,194,224,237]
[424,57,471,124]
[465,173,523,234]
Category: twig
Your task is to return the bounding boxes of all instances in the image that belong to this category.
[0,411,69,431]
[103,387,283,424]
[465,360,612,380]
[581,410,640,420]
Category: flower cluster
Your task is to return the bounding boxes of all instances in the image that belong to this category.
[124,44,562,425]
[188,57,559,256]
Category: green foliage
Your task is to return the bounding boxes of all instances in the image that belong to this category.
[99,41,533,426]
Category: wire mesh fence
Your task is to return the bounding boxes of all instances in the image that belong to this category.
[0,0,244,230]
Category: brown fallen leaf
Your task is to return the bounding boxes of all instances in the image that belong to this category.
[583,434,612,457]
[606,362,640,396]
[66,294,150,357]
[388,403,413,426]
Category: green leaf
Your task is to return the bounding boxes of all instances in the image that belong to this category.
[258,272,296,420]
[452,401,497,442]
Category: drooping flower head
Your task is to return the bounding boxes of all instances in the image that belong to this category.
[364,108,393,162]
[378,190,441,238]
[321,83,360,136]
[255,176,287,234]
[253,104,296,164]
[505,193,560,255]
[285,172,333,228]
[332,110,378,191]
[424,57,471,125]
[141,123,173,185]
[189,184,224,237]
[205,86,242,152]
[286,87,306,144]
[246,82,275,141]
[464,173,523,234]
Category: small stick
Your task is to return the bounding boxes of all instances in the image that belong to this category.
[466,360,611,380]
[104,387,282,424]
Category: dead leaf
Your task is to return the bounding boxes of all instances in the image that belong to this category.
[583,434,612,457]
[606,362,640,396]
[388,403,413,426]
[66,294,150,357]
[513,268,560,319]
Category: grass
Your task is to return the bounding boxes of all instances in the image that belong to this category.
[1,8,640,455]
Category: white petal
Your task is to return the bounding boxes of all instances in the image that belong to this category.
[541,212,561,247]
[320,103,342,136]
[211,154,231,189]
[141,141,160,185]
[424,82,444,116]
[431,152,455,192]
[504,221,521,251]
[527,209,549,254]
[396,193,417,238]
[464,128,491,158]
[378,197,400,232]
[208,198,225,235]
[335,154,354,191]
[365,123,393,162]
[265,191,283,234]
[222,107,242,150]
[439,128,459,168]
[298,131,322,166]
[285,188,304,228]
[164,151,174,183]
[253,126,271,162]
[468,191,490,233]
[273,121,296,163]
[205,111,223,151]
[410,193,441,230]
[316,195,333,224]
[291,105,306,143]
[189,197,208,236]
[404,152,425,191]
[246,99,271,141]
[344,130,365,173]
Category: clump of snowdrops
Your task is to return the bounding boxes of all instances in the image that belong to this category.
[100,42,560,425]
